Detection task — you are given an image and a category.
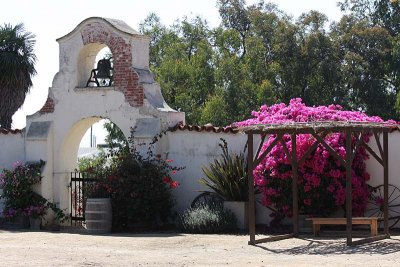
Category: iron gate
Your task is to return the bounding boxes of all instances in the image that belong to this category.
[70,172,98,226]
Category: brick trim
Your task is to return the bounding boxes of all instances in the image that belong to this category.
[81,22,144,106]
[39,96,55,114]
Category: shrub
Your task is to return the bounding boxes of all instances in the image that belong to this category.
[0,160,67,222]
[200,139,248,201]
[179,203,237,234]
[79,130,182,231]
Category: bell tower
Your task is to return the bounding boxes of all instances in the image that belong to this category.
[23,17,185,215]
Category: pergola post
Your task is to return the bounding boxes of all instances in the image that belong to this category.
[291,133,299,237]
[383,131,389,236]
[248,132,256,245]
[345,129,352,246]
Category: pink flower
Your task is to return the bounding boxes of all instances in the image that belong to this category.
[233,99,395,219]
[327,185,335,193]
[12,161,23,168]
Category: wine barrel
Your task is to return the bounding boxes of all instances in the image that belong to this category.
[85,198,112,234]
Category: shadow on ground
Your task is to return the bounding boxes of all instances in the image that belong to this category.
[255,235,400,255]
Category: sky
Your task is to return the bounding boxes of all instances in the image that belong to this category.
[2,0,343,146]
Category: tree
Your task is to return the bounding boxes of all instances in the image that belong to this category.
[0,23,36,129]
[217,0,251,58]
[103,120,128,151]
[140,1,399,126]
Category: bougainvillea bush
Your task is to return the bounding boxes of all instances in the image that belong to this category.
[78,131,182,231]
[1,160,67,223]
[236,98,394,224]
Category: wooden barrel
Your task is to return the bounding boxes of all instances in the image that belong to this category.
[85,198,112,234]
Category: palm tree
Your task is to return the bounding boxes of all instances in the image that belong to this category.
[0,23,36,129]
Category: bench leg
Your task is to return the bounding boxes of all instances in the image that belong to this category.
[313,224,320,237]
[371,220,378,236]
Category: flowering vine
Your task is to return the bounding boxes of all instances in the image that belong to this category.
[235,98,395,222]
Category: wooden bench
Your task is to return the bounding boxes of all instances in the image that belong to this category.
[306,217,380,237]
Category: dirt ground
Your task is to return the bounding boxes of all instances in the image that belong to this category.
[0,229,400,266]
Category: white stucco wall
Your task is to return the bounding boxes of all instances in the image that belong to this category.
[365,131,400,227]
[366,131,400,187]
[162,131,247,212]
[0,132,25,216]
[162,131,271,224]
[0,133,25,170]
[165,130,400,226]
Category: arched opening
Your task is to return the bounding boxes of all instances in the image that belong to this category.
[77,44,113,88]
[61,117,128,177]
[78,118,128,161]
[57,117,129,218]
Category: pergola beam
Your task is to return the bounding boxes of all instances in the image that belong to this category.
[298,131,328,165]
[254,133,283,166]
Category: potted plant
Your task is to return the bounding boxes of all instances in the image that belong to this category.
[200,139,250,230]
[25,204,46,230]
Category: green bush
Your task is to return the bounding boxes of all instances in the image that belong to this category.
[1,160,68,223]
[200,138,249,201]
[77,131,182,231]
[179,204,237,234]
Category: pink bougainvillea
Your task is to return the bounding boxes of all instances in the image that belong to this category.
[235,99,395,222]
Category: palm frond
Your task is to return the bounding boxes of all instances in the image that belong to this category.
[0,23,36,128]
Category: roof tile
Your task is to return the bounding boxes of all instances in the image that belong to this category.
[169,122,239,134]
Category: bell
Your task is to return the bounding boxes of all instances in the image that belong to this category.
[86,58,113,87]
[95,58,112,79]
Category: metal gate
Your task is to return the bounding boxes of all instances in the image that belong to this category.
[70,172,97,226]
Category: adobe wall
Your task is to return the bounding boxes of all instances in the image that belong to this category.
[0,131,25,169]
[162,130,270,224]
[0,131,25,216]
[165,130,400,226]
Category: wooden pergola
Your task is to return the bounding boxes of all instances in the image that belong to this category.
[239,121,395,246]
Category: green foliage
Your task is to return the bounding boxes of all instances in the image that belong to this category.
[78,152,107,173]
[200,139,248,201]
[140,0,400,125]
[0,160,67,222]
[109,150,179,230]
[179,203,237,234]
[103,120,129,152]
[200,93,229,126]
[79,130,182,231]
[0,23,36,128]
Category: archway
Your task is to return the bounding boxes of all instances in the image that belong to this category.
[56,116,130,214]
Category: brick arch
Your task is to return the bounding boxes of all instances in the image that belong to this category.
[80,22,144,107]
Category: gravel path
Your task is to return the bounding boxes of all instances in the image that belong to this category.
[0,230,400,266]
